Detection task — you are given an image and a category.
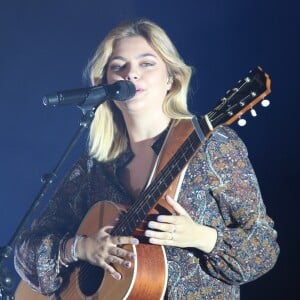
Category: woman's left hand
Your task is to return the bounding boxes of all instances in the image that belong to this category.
[145,195,217,253]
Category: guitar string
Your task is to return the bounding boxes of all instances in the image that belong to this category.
[207,74,264,127]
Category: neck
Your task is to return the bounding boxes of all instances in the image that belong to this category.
[123,111,170,144]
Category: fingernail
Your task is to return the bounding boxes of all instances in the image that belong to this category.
[125,261,131,268]
[133,238,139,245]
[145,230,152,237]
[148,221,155,228]
[112,273,121,280]
[157,215,163,222]
[130,253,136,259]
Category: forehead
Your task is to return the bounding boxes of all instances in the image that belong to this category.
[111,36,158,59]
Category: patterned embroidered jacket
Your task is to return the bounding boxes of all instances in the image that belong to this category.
[14,125,279,299]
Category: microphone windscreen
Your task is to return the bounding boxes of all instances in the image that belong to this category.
[112,80,136,101]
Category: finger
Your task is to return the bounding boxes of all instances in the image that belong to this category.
[145,229,175,242]
[109,246,136,260]
[105,255,132,268]
[147,233,176,246]
[105,264,122,280]
[92,226,112,240]
[166,195,189,216]
[102,225,114,234]
[148,220,176,233]
[111,236,139,246]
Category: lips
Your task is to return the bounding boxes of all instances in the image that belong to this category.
[135,87,144,95]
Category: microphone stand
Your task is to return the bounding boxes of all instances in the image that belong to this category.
[0,104,96,299]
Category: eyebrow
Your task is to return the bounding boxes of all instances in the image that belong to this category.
[109,53,158,62]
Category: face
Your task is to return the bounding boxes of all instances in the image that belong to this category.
[106,36,172,116]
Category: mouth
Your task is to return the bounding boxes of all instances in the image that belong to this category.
[135,87,144,95]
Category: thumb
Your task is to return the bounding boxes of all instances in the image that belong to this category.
[165,195,189,216]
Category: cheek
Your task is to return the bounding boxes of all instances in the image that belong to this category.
[147,71,167,86]
[153,77,171,97]
[106,72,121,84]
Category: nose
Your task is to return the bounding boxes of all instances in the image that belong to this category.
[126,74,138,81]
[125,65,139,81]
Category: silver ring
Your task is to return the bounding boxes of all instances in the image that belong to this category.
[173,225,177,233]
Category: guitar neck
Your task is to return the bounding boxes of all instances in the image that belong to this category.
[112,117,210,236]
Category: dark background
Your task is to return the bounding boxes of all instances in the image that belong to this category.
[0,1,298,299]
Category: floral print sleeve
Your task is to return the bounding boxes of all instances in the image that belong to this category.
[202,126,279,284]
[14,155,92,295]
[166,125,279,299]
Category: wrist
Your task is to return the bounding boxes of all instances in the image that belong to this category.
[58,237,73,267]
[59,235,87,267]
[72,234,87,261]
[193,224,218,253]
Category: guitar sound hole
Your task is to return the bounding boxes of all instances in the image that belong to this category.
[78,262,104,296]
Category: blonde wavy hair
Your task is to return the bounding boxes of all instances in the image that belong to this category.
[86,19,193,162]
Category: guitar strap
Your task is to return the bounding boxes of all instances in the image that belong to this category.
[145,117,201,209]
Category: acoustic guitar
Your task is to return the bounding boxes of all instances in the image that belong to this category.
[15,66,271,299]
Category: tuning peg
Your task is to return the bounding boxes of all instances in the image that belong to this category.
[238,118,247,127]
[261,99,270,107]
[250,108,257,117]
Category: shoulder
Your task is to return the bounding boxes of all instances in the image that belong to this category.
[64,153,95,183]
[205,125,248,157]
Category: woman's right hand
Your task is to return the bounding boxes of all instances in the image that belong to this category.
[76,226,139,280]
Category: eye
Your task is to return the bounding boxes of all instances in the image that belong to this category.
[109,64,125,71]
[141,62,155,67]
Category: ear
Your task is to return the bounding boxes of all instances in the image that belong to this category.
[167,76,173,91]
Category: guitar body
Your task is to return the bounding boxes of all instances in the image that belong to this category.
[15,201,168,300]
[15,280,48,300]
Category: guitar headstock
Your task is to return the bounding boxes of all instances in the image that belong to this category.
[205,66,271,129]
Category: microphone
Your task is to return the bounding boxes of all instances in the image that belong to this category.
[42,80,136,107]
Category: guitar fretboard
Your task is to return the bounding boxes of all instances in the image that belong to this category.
[112,116,210,236]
